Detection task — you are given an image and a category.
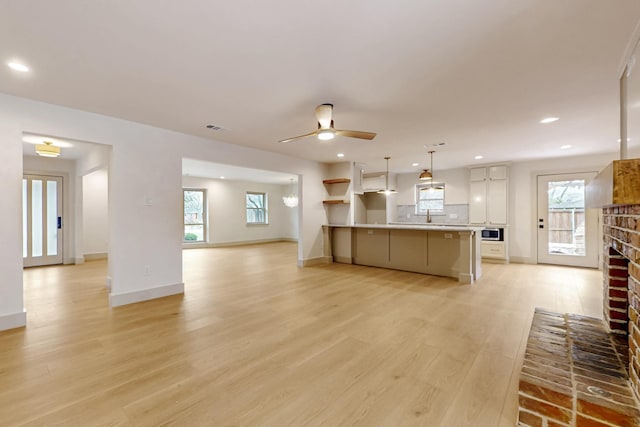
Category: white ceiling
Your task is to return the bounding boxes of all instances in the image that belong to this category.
[183,158,296,184]
[3,1,640,174]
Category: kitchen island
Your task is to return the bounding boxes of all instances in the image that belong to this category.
[323,224,483,284]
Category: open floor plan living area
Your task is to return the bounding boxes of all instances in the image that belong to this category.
[2,1,640,426]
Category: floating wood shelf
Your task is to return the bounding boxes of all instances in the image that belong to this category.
[323,178,351,185]
[586,158,640,208]
[323,200,350,205]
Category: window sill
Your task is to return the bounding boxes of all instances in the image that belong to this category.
[246,223,269,226]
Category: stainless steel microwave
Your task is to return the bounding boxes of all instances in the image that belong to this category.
[481,227,504,241]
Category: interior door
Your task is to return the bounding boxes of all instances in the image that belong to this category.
[23,174,63,267]
[537,172,598,268]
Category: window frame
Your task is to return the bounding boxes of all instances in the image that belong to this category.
[415,183,445,215]
[183,188,207,243]
[246,191,268,225]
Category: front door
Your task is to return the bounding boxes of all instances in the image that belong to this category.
[537,172,599,268]
[23,174,63,267]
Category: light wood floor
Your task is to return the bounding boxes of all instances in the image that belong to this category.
[2,242,603,426]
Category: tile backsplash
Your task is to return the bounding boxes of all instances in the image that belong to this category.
[396,204,469,224]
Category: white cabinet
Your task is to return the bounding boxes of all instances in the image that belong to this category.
[469,165,508,225]
[481,241,506,259]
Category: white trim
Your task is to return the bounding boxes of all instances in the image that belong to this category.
[618,19,640,78]
[182,238,297,249]
[0,310,27,331]
[109,282,184,307]
[83,252,108,260]
[509,256,536,264]
[298,256,332,267]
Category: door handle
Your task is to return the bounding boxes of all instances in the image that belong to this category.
[539,224,544,229]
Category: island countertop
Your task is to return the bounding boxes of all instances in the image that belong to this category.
[327,223,484,232]
[322,224,482,284]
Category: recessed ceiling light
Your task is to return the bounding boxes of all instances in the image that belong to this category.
[411,162,419,167]
[540,117,559,124]
[560,145,572,150]
[337,153,345,158]
[474,155,483,160]
[219,176,225,179]
[7,61,29,72]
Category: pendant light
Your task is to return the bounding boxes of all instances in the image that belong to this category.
[282,178,298,208]
[419,150,435,181]
[377,157,397,195]
[35,141,61,158]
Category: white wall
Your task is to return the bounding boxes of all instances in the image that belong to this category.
[0,125,25,329]
[182,176,298,245]
[396,168,469,205]
[0,92,328,322]
[83,168,109,256]
[508,152,620,264]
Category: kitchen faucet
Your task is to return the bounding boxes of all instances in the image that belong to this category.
[426,209,432,223]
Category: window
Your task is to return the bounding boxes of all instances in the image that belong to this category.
[246,192,268,224]
[416,183,445,215]
[183,189,206,242]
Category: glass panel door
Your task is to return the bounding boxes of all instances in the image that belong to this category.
[537,172,598,268]
[23,175,63,267]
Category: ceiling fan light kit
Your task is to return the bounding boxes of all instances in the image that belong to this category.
[317,129,335,141]
[35,141,61,157]
[278,103,376,144]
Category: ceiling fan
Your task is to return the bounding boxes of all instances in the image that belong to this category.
[278,103,376,143]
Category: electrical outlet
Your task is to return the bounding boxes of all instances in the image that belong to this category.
[444,233,453,239]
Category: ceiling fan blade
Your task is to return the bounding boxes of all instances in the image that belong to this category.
[334,129,376,140]
[315,104,333,129]
[278,130,319,143]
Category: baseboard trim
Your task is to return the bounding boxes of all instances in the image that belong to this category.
[109,282,184,307]
[84,252,108,261]
[333,256,352,264]
[298,256,332,267]
[0,310,27,331]
[183,238,298,249]
[508,256,535,264]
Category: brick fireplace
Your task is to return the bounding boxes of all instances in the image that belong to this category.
[518,203,640,426]
[603,204,640,398]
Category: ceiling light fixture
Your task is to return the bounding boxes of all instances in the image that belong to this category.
[337,153,345,158]
[35,141,60,158]
[283,178,298,208]
[474,155,483,160]
[8,62,29,72]
[219,176,225,179]
[317,129,335,141]
[411,162,419,167]
[540,117,559,124]
[419,151,435,181]
[377,157,397,195]
[560,145,572,150]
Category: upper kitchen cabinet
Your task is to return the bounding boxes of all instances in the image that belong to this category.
[469,165,508,225]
